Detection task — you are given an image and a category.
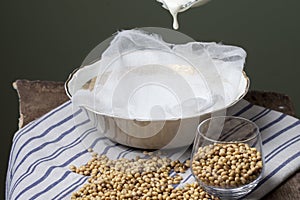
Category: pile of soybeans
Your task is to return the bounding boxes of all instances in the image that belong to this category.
[191,143,263,188]
[69,149,219,200]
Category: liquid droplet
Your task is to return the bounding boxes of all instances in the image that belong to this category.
[172,12,179,30]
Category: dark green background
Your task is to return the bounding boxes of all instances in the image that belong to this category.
[1,0,299,198]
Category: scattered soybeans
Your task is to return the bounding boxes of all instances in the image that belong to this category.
[70,150,219,200]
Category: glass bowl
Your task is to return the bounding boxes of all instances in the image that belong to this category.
[191,116,264,199]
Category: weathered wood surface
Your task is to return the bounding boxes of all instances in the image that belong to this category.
[13,80,69,128]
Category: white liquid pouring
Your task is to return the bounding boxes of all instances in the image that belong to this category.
[157,0,210,29]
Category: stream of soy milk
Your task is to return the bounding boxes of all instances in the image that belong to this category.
[157,0,210,29]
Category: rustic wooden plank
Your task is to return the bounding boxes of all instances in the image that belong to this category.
[12,79,69,128]
[13,80,300,199]
[244,90,296,117]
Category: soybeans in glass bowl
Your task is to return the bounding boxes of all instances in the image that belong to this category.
[191,116,264,199]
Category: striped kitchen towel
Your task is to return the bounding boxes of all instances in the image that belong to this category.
[6,99,300,199]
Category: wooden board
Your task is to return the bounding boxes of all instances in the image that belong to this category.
[13,80,69,128]
[12,79,300,199]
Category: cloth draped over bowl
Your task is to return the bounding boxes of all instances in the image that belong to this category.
[68,29,247,121]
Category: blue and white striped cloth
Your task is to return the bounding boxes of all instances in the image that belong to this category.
[6,99,300,200]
